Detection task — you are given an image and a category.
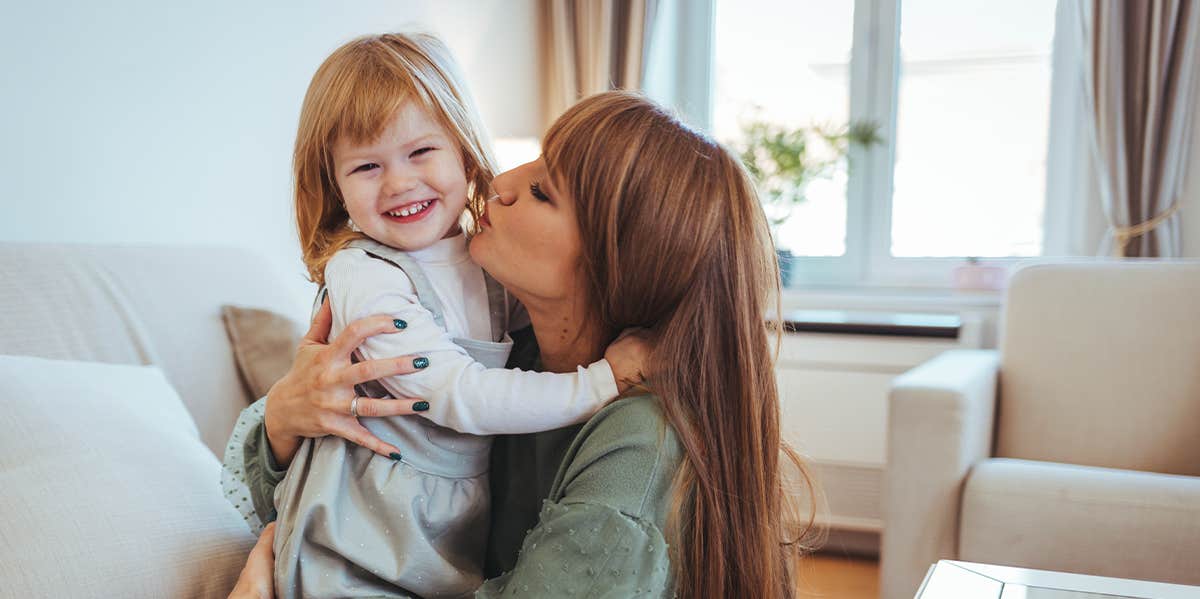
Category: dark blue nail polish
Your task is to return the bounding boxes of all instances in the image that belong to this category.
[413,357,429,369]
[389,452,402,461]
[413,401,430,412]
[394,319,407,330]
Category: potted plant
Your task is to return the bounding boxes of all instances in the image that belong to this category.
[735,118,881,286]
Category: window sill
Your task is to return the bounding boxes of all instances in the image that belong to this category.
[781,285,1004,313]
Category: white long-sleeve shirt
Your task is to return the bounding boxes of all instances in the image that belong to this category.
[324,236,619,435]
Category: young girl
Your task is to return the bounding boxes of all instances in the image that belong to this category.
[222,33,640,599]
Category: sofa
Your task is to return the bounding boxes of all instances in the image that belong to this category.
[880,260,1200,599]
[0,242,306,598]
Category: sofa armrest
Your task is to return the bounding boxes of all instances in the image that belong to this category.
[880,349,1000,599]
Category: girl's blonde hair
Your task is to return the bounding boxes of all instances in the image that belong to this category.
[293,33,497,285]
[543,91,822,598]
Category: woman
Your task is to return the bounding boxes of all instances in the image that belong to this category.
[229,91,817,598]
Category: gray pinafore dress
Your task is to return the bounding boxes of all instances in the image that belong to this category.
[271,239,514,599]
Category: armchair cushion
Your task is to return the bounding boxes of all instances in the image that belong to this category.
[960,458,1200,586]
[997,261,1200,475]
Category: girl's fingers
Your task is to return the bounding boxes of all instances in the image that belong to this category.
[333,418,405,459]
[354,396,429,418]
[337,354,429,386]
[303,298,334,344]
[329,315,407,361]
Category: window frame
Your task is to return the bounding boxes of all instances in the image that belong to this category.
[752,0,1066,289]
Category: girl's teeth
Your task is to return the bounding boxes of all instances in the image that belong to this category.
[389,200,431,218]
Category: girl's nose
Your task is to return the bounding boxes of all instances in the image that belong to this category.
[384,167,418,196]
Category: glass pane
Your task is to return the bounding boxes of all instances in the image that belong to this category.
[713,0,854,257]
[891,0,1056,257]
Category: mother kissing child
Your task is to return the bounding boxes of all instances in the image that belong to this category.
[226,32,817,599]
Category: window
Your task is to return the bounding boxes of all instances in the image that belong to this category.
[712,0,1059,287]
[713,0,854,258]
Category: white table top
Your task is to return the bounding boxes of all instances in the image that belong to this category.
[916,561,1200,599]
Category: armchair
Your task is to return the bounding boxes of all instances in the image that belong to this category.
[880,261,1200,599]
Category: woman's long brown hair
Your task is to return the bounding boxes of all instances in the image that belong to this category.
[543,91,821,598]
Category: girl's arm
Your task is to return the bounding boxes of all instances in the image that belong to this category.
[328,250,625,435]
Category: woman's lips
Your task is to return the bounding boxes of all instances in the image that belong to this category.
[478,207,492,228]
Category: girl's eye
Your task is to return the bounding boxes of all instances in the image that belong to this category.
[530,181,551,203]
[351,163,379,174]
[410,147,435,158]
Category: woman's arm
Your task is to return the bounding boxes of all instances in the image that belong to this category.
[222,299,434,529]
[478,396,681,598]
[261,298,430,466]
[226,522,277,599]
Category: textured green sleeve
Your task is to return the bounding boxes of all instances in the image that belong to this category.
[475,501,672,598]
[477,396,681,598]
[243,419,288,524]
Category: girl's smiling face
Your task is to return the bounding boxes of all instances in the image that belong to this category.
[332,102,469,250]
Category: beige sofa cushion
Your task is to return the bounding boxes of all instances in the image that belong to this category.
[960,458,1200,586]
[221,305,302,401]
[0,243,304,456]
[0,355,255,598]
[997,261,1200,475]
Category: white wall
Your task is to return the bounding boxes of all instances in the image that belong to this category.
[0,0,541,318]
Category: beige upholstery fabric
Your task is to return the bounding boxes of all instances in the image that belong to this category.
[960,458,1200,586]
[0,356,256,598]
[880,349,1000,599]
[997,261,1200,475]
[0,242,303,456]
[221,305,302,401]
[882,260,1200,599]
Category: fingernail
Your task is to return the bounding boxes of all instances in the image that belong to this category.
[413,401,430,412]
[389,452,402,461]
[413,357,429,369]
[394,319,407,330]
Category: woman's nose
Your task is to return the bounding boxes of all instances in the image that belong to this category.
[489,190,517,206]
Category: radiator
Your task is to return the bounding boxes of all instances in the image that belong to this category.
[776,310,983,555]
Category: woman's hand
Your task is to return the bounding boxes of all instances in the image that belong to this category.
[227,522,277,599]
[264,298,432,466]
[604,328,653,394]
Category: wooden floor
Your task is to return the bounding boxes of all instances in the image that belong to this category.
[797,554,880,599]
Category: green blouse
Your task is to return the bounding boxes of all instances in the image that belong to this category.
[240,329,682,598]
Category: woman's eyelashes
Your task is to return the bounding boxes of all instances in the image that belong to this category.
[529,181,551,203]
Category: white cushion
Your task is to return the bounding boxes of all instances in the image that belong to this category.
[0,355,255,598]
[960,458,1200,586]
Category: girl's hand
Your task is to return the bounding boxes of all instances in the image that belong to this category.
[264,298,431,466]
[227,522,277,599]
[604,328,652,394]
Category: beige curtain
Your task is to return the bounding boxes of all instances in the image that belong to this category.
[541,0,658,130]
[1084,0,1200,257]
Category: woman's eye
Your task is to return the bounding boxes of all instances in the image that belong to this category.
[410,147,435,158]
[351,163,379,174]
[530,181,551,202]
